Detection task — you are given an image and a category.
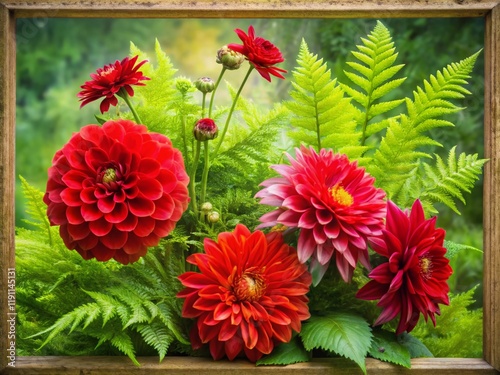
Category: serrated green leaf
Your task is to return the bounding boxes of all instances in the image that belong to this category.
[257,336,311,366]
[300,313,372,374]
[369,329,411,368]
[397,333,433,358]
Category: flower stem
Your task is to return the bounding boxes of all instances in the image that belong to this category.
[213,65,254,158]
[200,140,210,205]
[118,88,143,124]
[189,141,202,216]
[208,66,227,118]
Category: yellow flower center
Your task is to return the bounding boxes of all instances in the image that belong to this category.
[102,168,117,184]
[234,271,266,302]
[329,184,354,207]
[419,257,432,279]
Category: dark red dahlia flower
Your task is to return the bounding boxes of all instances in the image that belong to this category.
[255,145,386,283]
[77,55,149,114]
[356,199,452,334]
[43,119,189,264]
[177,224,311,362]
[227,25,287,82]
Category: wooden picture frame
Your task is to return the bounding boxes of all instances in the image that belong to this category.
[1,1,499,374]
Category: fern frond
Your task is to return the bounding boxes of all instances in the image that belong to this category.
[19,175,52,240]
[137,322,175,362]
[341,21,406,145]
[285,39,362,156]
[399,147,486,215]
[369,51,480,199]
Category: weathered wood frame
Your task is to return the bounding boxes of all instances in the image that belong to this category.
[1,1,499,374]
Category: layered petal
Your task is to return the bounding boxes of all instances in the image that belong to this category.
[177,224,311,362]
[44,119,190,264]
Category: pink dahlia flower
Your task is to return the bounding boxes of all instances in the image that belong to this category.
[255,145,386,283]
[177,224,311,362]
[77,55,149,114]
[43,119,190,264]
[227,25,287,82]
[356,199,453,334]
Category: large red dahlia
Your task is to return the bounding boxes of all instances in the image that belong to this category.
[255,145,386,283]
[356,200,452,334]
[43,119,189,264]
[77,55,149,114]
[177,224,311,362]
[227,25,287,82]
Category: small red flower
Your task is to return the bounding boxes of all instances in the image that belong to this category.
[177,224,311,362]
[77,55,150,114]
[255,146,386,283]
[43,119,190,264]
[356,200,453,334]
[227,25,287,82]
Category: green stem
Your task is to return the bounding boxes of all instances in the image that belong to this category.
[213,65,254,158]
[201,92,207,118]
[200,140,210,204]
[118,88,143,124]
[181,115,189,167]
[189,141,202,216]
[208,66,227,118]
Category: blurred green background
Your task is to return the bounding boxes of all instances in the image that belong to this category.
[15,17,484,305]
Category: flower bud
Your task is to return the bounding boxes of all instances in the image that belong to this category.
[175,77,194,94]
[216,45,245,70]
[193,118,218,141]
[194,77,215,94]
[208,211,220,223]
[201,202,213,213]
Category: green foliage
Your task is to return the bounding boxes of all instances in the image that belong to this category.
[341,21,406,145]
[368,329,411,368]
[411,287,483,358]
[368,50,482,203]
[256,337,311,366]
[212,85,289,191]
[285,39,364,158]
[16,179,190,363]
[300,313,372,374]
[286,21,484,217]
[398,146,487,215]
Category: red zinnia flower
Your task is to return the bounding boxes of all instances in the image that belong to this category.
[255,146,386,283]
[356,200,453,334]
[77,55,150,114]
[43,119,190,264]
[177,224,311,362]
[227,25,287,82]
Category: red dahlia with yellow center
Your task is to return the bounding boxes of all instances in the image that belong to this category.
[177,224,311,362]
[43,119,190,264]
[255,145,386,284]
[356,199,453,334]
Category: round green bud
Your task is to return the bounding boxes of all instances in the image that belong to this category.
[216,45,245,70]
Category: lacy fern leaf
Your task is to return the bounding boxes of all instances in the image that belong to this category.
[341,20,406,144]
[286,39,363,158]
[368,51,481,200]
[399,146,487,214]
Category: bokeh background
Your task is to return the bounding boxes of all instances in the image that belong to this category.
[15,17,485,306]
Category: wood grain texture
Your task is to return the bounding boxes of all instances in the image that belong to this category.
[2,0,499,18]
[1,0,500,374]
[0,3,16,372]
[483,3,500,373]
[1,357,499,375]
